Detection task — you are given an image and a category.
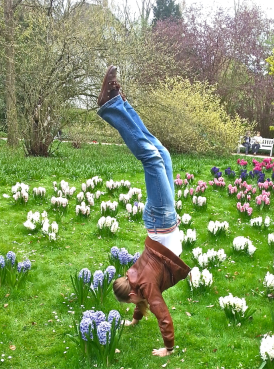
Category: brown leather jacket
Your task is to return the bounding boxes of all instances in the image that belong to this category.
[126,236,191,348]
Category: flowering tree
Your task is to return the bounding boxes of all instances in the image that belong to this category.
[148,4,274,135]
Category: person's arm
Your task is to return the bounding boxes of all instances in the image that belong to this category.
[140,283,175,355]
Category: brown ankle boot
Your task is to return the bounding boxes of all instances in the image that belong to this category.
[98,65,120,106]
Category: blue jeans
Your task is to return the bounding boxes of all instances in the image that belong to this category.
[97,95,177,231]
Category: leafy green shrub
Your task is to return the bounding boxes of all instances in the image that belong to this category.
[136,77,250,155]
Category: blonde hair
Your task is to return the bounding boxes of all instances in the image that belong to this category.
[113,276,131,303]
[113,276,149,317]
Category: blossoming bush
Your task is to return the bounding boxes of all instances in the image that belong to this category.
[136,77,246,155]
[232,236,256,256]
[119,187,142,204]
[70,309,123,367]
[236,202,253,216]
[219,293,256,325]
[0,251,31,288]
[109,246,140,276]
[188,266,213,293]
[260,334,274,368]
[71,268,92,305]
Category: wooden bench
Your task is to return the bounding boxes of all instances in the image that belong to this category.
[237,137,274,156]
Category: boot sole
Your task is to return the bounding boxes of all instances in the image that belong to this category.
[97,65,117,106]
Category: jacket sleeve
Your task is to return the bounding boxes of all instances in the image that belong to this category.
[139,283,174,348]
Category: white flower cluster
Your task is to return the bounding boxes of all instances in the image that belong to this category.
[23,211,58,241]
[192,247,226,268]
[85,176,103,191]
[53,180,76,197]
[106,179,122,191]
[24,210,46,230]
[180,213,192,225]
[126,202,145,217]
[176,200,182,210]
[250,216,271,227]
[180,229,196,244]
[33,187,46,197]
[219,293,248,315]
[260,334,274,361]
[76,202,90,216]
[193,196,206,207]
[97,216,119,234]
[95,190,104,199]
[105,179,130,192]
[189,266,213,289]
[232,236,256,256]
[51,196,69,208]
[101,200,118,215]
[42,218,59,241]
[268,233,274,246]
[207,220,229,235]
[119,188,142,204]
[263,272,274,291]
[12,182,29,203]
[76,191,95,206]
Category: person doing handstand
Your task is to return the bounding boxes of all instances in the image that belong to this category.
[97,66,191,357]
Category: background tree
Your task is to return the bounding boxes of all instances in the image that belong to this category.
[150,4,274,136]
[152,0,181,23]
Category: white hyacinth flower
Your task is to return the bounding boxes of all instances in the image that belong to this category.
[24,219,36,230]
[42,219,50,234]
[177,190,182,198]
[49,232,57,241]
[51,221,58,233]
[181,213,192,225]
[264,216,271,227]
[260,334,274,361]
[184,189,189,198]
[268,233,274,245]
[263,272,274,289]
[111,221,119,233]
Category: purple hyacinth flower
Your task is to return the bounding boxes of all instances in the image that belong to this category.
[110,246,119,258]
[88,310,106,326]
[127,253,133,264]
[17,262,24,272]
[82,310,95,319]
[78,268,91,284]
[23,259,31,271]
[118,248,129,265]
[108,310,121,328]
[6,251,16,266]
[79,318,93,341]
[134,201,138,207]
[0,255,5,268]
[93,270,104,289]
[133,252,140,263]
[104,266,116,283]
[97,321,112,345]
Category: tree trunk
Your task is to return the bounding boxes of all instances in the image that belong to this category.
[4,0,18,147]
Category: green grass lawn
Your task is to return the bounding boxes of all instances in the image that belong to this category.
[0,139,273,369]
